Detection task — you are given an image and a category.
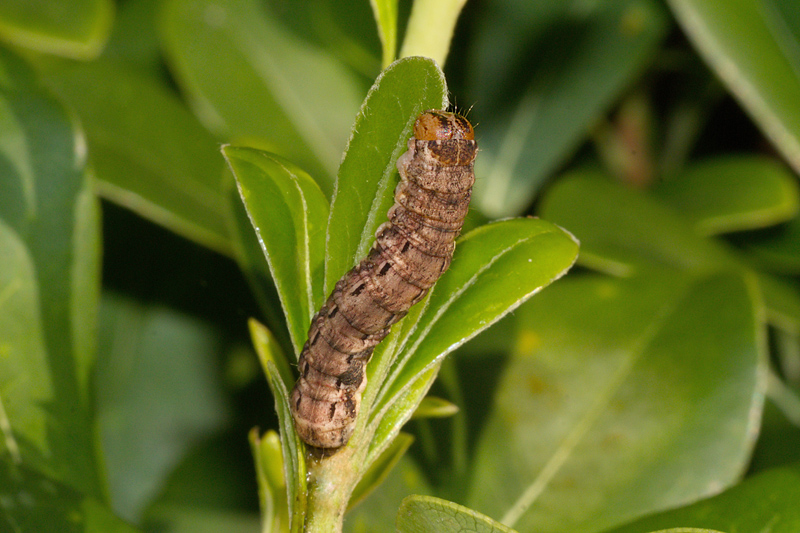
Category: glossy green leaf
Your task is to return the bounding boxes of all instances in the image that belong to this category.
[397,495,518,533]
[606,463,800,533]
[666,0,800,175]
[469,0,669,217]
[249,429,289,533]
[467,271,766,533]
[0,52,102,497]
[0,461,140,533]
[0,0,114,59]
[41,59,231,255]
[248,319,306,532]
[223,172,292,353]
[160,0,363,189]
[538,170,800,335]
[375,218,579,421]
[368,365,438,465]
[399,0,469,68]
[539,170,736,275]
[225,147,329,356]
[349,432,413,510]
[653,156,800,235]
[412,396,460,419]
[324,56,447,295]
[370,0,398,67]
[94,292,229,522]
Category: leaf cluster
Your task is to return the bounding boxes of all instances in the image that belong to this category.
[1,0,800,532]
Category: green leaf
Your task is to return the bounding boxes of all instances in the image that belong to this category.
[0,50,103,497]
[374,219,579,424]
[248,319,307,532]
[40,59,231,255]
[223,171,292,349]
[370,0,398,67]
[666,0,800,176]
[539,170,736,275]
[412,396,460,419]
[0,220,52,475]
[349,432,413,510]
[0,461,140,533]
[538,170,800,335]
[467,271,766,533]
[469,0,669,217]
[368,365,439,464]
[160,0,364,189]
[94,292,230,522]
[653,156,800,236]
[324,56,448,295]
[398,0,469,68]
[606,463,800,533]
[397,495,518,533]
[0,0,114,59]
[250,429,289,533]
[224,147,329,356]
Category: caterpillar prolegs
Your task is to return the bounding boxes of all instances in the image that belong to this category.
[290,111,477,448]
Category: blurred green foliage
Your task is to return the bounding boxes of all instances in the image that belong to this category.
[1,0,800,532]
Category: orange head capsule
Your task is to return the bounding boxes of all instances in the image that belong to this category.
[413,110,474,141]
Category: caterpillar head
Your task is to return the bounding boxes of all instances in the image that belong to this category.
[414,110,474,141]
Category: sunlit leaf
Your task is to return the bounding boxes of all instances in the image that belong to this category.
[468,271,765,533]
[397,495,517,533]
[225,147,329,356]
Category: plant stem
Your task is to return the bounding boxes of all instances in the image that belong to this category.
[302,446,363,532]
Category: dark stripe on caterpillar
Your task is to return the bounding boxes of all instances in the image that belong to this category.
[290,110,477,448]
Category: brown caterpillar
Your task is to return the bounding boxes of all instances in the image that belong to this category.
[290,110,477,448]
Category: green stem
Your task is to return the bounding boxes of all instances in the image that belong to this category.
[399,0,469,67]
[303,446,364,532]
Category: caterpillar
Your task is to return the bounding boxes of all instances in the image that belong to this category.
[290,110,477,448]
